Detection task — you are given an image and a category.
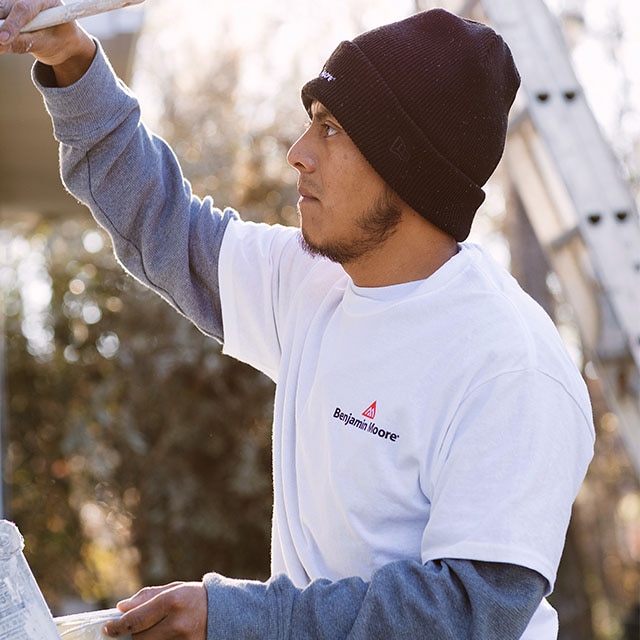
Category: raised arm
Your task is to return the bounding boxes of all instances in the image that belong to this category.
[3,0,232,340]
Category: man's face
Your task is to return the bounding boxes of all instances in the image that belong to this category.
[287,101,402,266]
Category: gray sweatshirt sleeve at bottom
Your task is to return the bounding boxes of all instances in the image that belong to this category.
[203,558,547,639]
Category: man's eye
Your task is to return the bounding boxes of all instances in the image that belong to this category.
[323,123,338,137]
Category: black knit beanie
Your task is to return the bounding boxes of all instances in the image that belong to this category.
[301,9,520,241]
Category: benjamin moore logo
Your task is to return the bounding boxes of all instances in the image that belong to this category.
[362,401,376,420]
[332,402,400,443]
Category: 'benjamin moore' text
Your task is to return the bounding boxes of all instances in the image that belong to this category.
[332,407,400,442]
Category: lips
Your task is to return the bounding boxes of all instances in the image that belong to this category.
[297,183,319,201]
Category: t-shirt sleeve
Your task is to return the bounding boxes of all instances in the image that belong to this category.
[218,218,322,381]
[421,368,594,590]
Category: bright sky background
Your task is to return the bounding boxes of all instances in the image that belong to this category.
[128,0,417,129]
[551,0,640,143]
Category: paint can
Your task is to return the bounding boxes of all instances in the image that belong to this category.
[0,519,61,640]
[55,609,130,640]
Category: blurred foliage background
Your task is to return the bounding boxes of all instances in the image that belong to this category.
[0,0,638,638]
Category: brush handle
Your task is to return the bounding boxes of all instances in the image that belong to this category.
[0,0,145,34]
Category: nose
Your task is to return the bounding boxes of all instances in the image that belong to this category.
[287,128,315,173]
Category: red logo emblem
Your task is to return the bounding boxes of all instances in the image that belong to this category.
[362,401,377,420]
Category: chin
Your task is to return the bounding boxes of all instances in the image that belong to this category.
[298,228,320,258]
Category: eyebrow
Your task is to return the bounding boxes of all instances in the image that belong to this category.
[310,102,334,123]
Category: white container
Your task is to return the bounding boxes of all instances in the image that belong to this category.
[55,609,130,640]
[0,519,61,640]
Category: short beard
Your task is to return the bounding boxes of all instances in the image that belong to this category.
[298,188,403,265]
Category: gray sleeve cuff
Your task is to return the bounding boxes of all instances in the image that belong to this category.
[203,572,276,640]
[31,38,135,147]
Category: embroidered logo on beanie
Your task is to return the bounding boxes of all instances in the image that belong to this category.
[319,70,336,82]
[390,137,410,163]
[301,9,521,241]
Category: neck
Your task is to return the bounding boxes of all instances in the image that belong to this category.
[343,208,460,287]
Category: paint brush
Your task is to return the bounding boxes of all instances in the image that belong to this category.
[0,0,145,34]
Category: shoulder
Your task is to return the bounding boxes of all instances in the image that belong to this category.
[434,244,590,406]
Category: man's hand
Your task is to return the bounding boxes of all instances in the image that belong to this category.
[103,582,208,640]
[0,0,96,86]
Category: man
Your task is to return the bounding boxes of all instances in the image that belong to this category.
[0,2,594,638]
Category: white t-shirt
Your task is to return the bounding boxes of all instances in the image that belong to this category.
[218,218,594,638]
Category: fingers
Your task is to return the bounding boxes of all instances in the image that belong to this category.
[0,0,95,76]
[117,582,185,612]
[0,33,32,52]
[0,0,60,47]
[104,588,170,638]
[103,582,208,639]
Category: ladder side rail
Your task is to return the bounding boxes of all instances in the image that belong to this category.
[480,0,640,369]
[506,121,602,350]
[506,120,640,477]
